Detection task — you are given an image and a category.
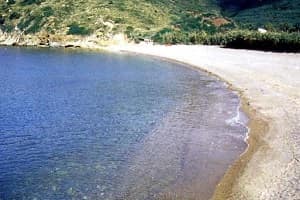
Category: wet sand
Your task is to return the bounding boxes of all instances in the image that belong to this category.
[108,44,300,199]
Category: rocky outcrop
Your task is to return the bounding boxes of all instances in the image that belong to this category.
[0,30,42,46]
[0,31,129,49]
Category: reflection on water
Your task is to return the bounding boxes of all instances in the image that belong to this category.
[0,47,247,200]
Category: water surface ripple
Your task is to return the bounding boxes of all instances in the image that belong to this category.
[0,47,247,200]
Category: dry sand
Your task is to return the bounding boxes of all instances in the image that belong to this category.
[108,44,300,200]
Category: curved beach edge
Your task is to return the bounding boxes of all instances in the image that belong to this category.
[1,43,298,199]
[212,95,269,200]
[106,44,300,200]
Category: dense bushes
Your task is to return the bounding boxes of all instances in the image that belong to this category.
[215,31,300,52]
[240,22,300,33]
[152,28,189,44]
[152,29,300,52]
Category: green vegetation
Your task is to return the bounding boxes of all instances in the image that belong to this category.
[153,30,300,52]
[215,31,300,52]
[67,22,92,35]
[0,0,299,51]
[232,0,300,31]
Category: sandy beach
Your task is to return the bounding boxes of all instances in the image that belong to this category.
[108,44,300,199]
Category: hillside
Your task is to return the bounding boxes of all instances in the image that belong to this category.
[1,0,299,35]
[0,0,299,50]
[0,0,221,37]
[230,0,300,30]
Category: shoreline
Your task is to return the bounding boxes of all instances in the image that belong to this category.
[123,51,253,199]
[1,43,299,199]
[108,44,300,199]
[212,96,269,200]
[116,48,268,199]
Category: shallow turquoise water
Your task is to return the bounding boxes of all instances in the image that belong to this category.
[0,47,247,200]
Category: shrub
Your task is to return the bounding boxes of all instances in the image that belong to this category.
[67,23,92,35]
[7,0,16,5]
[0,15,5,25]
[9,12,21,20]
[1,22,14,32]
[125,26,134,38]
[42,6,54,17]
[21,0,44,5]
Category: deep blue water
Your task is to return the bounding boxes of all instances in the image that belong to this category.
[0,47,247,200]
